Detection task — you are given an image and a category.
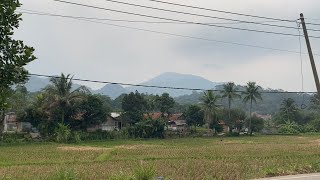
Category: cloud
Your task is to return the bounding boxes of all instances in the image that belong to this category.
[15,0,320,91]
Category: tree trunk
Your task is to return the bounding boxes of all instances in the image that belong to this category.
[0,108,5,140]
[249,99,253,136]
[228,98,232,133]
[194,124,197,133]
[61,111,65,124]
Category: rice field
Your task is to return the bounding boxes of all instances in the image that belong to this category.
[1,135,320,179]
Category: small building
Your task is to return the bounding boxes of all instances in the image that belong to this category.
[167,120,188,132]
[252,113,272,120]
[87,112,123,132]
[218,120,230,133]
[101,113,123,131]
[3,112,32,133]
[144,112,188,132]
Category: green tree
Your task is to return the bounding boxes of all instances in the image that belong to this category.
[185,105,204,132]
[22,92,55,136]
[201,90,221,132]
[218,108,246,132]
[0,0,36,132]
[44,74,88,124]
[245,115,264,134]
[8,85,30,119]
[122,91,148,125]
[242,82,262,135]
[155,93,175,117]
[70,94,109,131]
[221,82,241,132]
[280,98,298,122]
[279,120,300,134]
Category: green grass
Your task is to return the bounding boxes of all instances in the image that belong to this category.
[1,135,320,179]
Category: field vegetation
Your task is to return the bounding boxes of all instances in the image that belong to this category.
[1,135,320,179]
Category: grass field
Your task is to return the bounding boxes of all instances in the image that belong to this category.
[1,135,320,179]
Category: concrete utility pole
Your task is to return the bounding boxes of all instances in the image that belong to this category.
[300,13,320,96]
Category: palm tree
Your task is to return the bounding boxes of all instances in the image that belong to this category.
[201,90,221,133]
[280,98,297,122]
[242,82,262,135]
[221,82,241,132]
[45,73,88,123]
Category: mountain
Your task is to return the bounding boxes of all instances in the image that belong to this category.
[22,76,92,92]
[125,72,221,97]
[23,73,221,98]
[23,76,50,92]
[95,84,128,99]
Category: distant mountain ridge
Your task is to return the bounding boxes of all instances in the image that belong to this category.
[125,72,221,97]
[22,72,222,98]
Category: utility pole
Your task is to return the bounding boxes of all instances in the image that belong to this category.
[300,13,320,96]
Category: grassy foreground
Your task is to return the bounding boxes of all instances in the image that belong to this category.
[1,135,320,179]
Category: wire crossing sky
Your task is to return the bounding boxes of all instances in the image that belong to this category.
[16,0,320,91]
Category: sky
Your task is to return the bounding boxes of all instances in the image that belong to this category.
[15,0,320,91]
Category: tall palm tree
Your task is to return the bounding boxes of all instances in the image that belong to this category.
[280,98,297,122]
[201,90,221,132]
[45,73,88,123]
[242,82,262,135]
[221,82,241,132]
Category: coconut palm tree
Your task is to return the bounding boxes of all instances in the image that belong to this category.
[242,82,262,135]
[280,98,297,122]
[201,90,221,132]
[45,73,88,123]
[221,82,241,132]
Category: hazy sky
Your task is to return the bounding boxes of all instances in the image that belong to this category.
[15,0,320,91]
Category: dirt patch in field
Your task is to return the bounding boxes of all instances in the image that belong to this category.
[115,144,157,150]
[57,146,111,151]
[310,139,320,145]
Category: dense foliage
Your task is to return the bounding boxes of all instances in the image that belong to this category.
[0,0,36,132]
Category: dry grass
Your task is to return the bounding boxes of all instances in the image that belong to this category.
[1,135,320,179]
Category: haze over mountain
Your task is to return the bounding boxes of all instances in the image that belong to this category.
[24,72,221,98]
[125,72,221,97]
[23,76,91,92]
[95,84,128,99]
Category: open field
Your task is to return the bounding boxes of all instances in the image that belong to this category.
[1,135,320,179]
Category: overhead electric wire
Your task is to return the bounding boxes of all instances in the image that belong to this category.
[29,73,317,94]
[52,0,320,39]
[19,10,320,56]
[18,10,275,25]
[144,0,296,22]
[103,0,320,32]
[144,0,320,27]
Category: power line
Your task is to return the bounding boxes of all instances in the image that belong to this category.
[145,0,296,22]
[103,0,320,32]
[52,0,320,38]
[145,0,320,27]
[29,73,317,94]
[17,10,275,25]
[19,10,320,56]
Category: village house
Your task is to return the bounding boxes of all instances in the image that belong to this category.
[144,112,188,132]
[87,112,123,132]
[218,120,230,133]
[3,112,32,133]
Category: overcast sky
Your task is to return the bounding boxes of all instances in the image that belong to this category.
[15,0,320,91]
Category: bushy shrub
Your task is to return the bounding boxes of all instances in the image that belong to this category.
[55,123,71,143]
[49,168,78,180]
[128,119,165,139]
[278,121,300,134]
[133,166,156,180]
[227,132,240,137]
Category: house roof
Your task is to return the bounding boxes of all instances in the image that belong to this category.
[169,113,183,121]
[218,120,226,125]
[111,112,121,118]
[144,113,184,121]
[173,120,187,126]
